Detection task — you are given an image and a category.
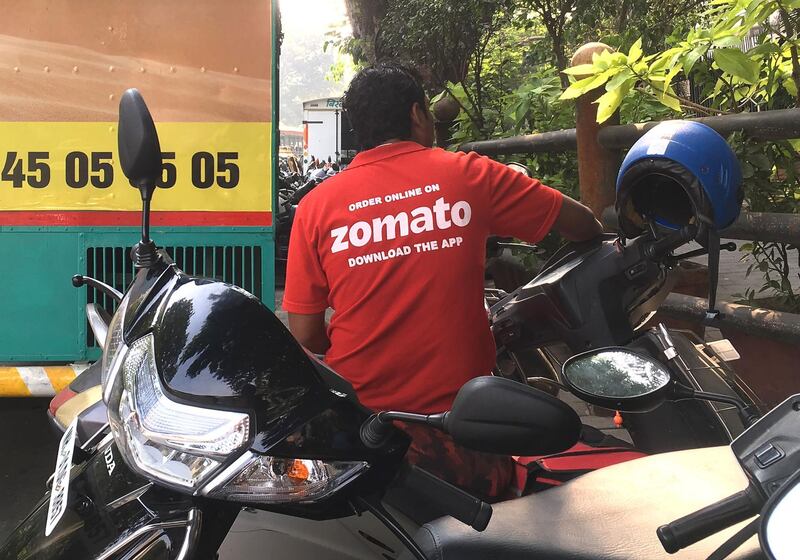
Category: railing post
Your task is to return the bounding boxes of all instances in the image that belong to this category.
[571,42,621,219]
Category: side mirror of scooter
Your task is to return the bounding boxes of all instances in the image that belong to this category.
[361,376,582,456]
[118,88,162,195]
[118,88,163,268]
[562,347,672,412]
[759,472,800,560]
[444,376,582,455]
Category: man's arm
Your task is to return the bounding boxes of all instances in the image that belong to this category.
[551,196,604,242]
[480,154,603,243]
[288,311,330,355]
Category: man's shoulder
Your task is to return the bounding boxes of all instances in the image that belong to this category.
[414,146,482,163]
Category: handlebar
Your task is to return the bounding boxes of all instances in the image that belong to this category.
[643,225,698,260]
[72,274,123,304]
[656,484,762,554]
[395,464,492,531]
[288,179,321,205]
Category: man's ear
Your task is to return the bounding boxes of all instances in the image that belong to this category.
[410,102,429,126]
[409,102,421,127]
[409,101,434,147]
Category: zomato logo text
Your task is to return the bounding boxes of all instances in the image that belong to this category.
[330,196,472,254]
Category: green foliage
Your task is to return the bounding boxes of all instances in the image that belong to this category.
[557,0,800,308]
[729,133,800,310]
[559,0,800,119]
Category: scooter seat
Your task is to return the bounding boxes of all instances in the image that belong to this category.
[409,446,764,559]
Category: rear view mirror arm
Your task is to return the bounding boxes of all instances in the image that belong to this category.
[72,274,123,304]
[675,383,760,427]
[360,410,447,448]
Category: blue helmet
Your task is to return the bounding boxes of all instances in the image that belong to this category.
[615,120,742,241]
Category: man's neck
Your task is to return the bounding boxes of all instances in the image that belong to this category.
[375,138,404,148]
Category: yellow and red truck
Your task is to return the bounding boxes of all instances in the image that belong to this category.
[0,0,278,396]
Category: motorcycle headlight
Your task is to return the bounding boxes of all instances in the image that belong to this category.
[107,333,368,502]
[107,334,250,490]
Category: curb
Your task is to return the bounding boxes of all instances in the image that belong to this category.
[0,364,90,397]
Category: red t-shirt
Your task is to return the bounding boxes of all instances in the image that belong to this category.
[283,141,563,414]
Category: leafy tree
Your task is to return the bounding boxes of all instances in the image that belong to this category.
[558,0,800,308]
[519,0,577,87]
[342,0,513,136]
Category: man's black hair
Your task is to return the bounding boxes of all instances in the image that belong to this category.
[342,62,426,150]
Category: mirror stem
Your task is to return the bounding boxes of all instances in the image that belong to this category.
[694,389,760,426]
[673,382,759,426]
[380,411,447,430]
[131,180,159,269]
[141,193,151,246]
[361,411,448,448]
[527,376,568,392]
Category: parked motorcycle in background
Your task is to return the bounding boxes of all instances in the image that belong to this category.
[275,158,340,285]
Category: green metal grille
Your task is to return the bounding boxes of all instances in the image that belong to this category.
[85,244,263,347]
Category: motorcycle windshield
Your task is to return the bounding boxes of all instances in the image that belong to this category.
[0,441,197,560]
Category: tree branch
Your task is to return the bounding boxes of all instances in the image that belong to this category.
[443,83,482,131]
[777,2,800,107]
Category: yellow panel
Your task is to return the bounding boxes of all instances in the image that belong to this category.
[0,122,271,213]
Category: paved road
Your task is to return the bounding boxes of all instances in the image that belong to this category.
[690,241,799,303]
[0,398,59,543]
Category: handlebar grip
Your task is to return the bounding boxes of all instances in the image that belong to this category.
[72,274,124,303]
[289,180,318,204]
[397,465,492,531]
[656,486,761,554]
[645,225,697,259]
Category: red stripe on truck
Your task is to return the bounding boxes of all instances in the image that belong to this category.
[0,211,273,227]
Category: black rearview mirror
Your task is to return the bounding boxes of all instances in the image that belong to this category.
[118,88,163,267]
[562,347,672,412]
[118,88,162,199]
[444,376,581,456]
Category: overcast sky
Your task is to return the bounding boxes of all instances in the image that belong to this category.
[280,0,350,35]
[278,0,353,128]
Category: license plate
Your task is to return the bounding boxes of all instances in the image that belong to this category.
[45,419,77,536]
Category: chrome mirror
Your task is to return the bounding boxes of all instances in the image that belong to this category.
[562,347,671,412]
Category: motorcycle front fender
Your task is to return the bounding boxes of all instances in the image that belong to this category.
[0,440,203,560]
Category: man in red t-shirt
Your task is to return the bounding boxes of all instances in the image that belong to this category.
[284,63,602,498]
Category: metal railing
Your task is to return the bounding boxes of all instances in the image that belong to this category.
[456,43,800,344]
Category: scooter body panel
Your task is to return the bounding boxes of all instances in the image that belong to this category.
[0,441,195,560]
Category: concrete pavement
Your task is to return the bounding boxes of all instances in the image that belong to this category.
[690,241,799,303]
[0,398,59,542]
